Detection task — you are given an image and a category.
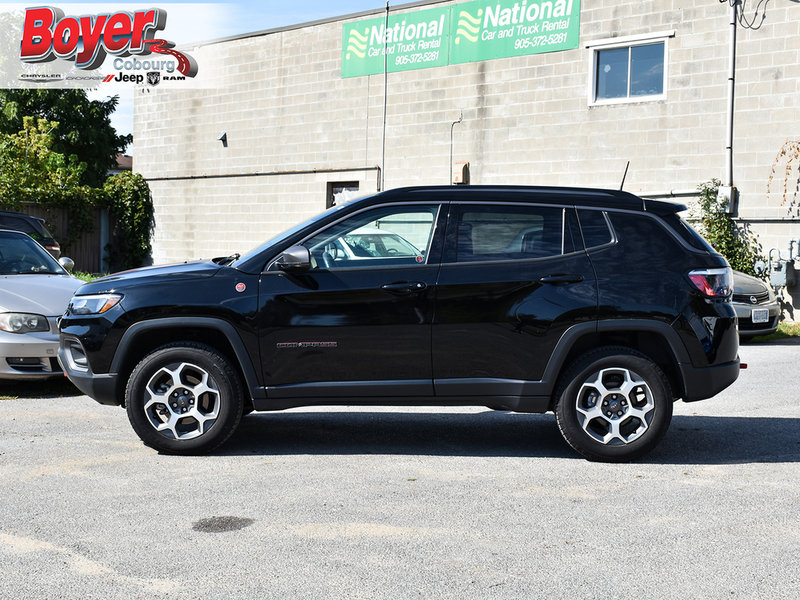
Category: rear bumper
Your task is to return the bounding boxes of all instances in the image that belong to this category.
[680,358,740,402]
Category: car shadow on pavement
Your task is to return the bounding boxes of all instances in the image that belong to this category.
[0,377,82,400]
[222,411,800,464]
[650,415,800,465]
[224,410,573,459]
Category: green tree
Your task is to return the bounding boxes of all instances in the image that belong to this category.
[0,89,131,187]
[0,117,99,247]
[0,119,153,270]
[694,179,761,275]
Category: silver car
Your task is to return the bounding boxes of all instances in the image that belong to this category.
[732,270,781,339]
[0,229,82,379]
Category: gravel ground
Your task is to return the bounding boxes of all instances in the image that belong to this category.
[1,339,798,599]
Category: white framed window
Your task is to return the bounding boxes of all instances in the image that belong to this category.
[586,31,674,106]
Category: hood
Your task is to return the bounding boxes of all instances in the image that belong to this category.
[77,260,223,294]
[733,270,768,295]
[0,274,83,316]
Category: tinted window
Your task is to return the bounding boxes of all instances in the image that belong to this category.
[607,212,682,257]
[662,214,714,252]
[564,209,581,254]
[455,205,564,263]
[304,205,438,270]
[0,216,37,235]
[578,210,613,248]
[0,215,52,243]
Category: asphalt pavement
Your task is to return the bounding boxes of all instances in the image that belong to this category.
[1,339,798,599]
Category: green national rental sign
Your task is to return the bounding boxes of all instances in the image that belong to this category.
[342,0,581,78]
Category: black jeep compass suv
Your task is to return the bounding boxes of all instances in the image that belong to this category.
[59,186,740,461]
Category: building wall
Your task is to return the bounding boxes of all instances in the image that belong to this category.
[135,0,800,304]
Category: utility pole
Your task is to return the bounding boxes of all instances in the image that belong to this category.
[720,0,739,213]
[379,1,389,191]
[449,110,463,185]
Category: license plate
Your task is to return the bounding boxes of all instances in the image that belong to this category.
[751,308,769,324]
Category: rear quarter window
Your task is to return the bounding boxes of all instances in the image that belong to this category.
[606,211,684,257]
[661,214,714,252]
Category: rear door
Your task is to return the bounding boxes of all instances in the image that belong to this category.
[432,201,597,397]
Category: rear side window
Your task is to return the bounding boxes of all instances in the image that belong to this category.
[661,214,714,252]
[454,205,566,263]
[0,215,51,243]
[0,216,38,236]
[606,211,683,257]
[578,210,613,248]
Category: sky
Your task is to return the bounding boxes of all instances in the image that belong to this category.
[1,1,394,149]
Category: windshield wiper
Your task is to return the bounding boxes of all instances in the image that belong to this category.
[212,253,240,266]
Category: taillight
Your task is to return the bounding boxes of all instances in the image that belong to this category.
[688,267,732,297]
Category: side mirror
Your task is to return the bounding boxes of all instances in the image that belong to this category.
[274,245,311,272]
[59,257,75,273]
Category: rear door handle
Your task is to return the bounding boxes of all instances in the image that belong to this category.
[539,274,584,285]
[381,281,427,295]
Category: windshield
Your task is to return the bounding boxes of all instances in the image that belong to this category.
[0,231,66,275]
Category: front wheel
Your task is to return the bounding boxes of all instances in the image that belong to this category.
[554,346,673,462]
[125,343,244,455]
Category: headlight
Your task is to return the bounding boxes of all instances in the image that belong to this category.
[0,312,49,333]
[68,294,122,315]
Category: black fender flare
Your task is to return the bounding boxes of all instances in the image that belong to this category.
[540,319,690,398]
[110,317,263,399]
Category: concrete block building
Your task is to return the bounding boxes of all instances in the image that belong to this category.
[134,0,800,308]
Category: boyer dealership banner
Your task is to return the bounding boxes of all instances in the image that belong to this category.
[1,3,226,88]
[342,0,581,78]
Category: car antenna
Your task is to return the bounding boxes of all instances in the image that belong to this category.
[619,160,630,191]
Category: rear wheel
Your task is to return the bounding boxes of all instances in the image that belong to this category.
[125,343,244,455]
[554,346,673,462]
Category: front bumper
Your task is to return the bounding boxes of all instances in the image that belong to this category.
[58,336,119,405]
[0,320,63,380]
[733,301,781,337]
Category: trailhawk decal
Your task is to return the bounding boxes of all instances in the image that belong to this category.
[276,342,339,349]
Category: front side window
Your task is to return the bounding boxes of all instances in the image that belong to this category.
[304,204,438,270]
[590,37,668,104]
[454,205,567,263]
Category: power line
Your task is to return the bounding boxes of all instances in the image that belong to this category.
[718,0,770,30]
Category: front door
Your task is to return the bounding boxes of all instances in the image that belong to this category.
[258,203,445,399]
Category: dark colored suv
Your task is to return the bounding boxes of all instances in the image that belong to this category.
[59,186,740,461]
[0,211,61,258]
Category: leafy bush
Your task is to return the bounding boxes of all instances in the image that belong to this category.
[103,171,153,271]
[694,179,761,275]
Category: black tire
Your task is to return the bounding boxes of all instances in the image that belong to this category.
[554,346,673,463]
[125,342,244,455]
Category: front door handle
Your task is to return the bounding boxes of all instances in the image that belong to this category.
[539,274,584,285]
[381,281,427,295]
